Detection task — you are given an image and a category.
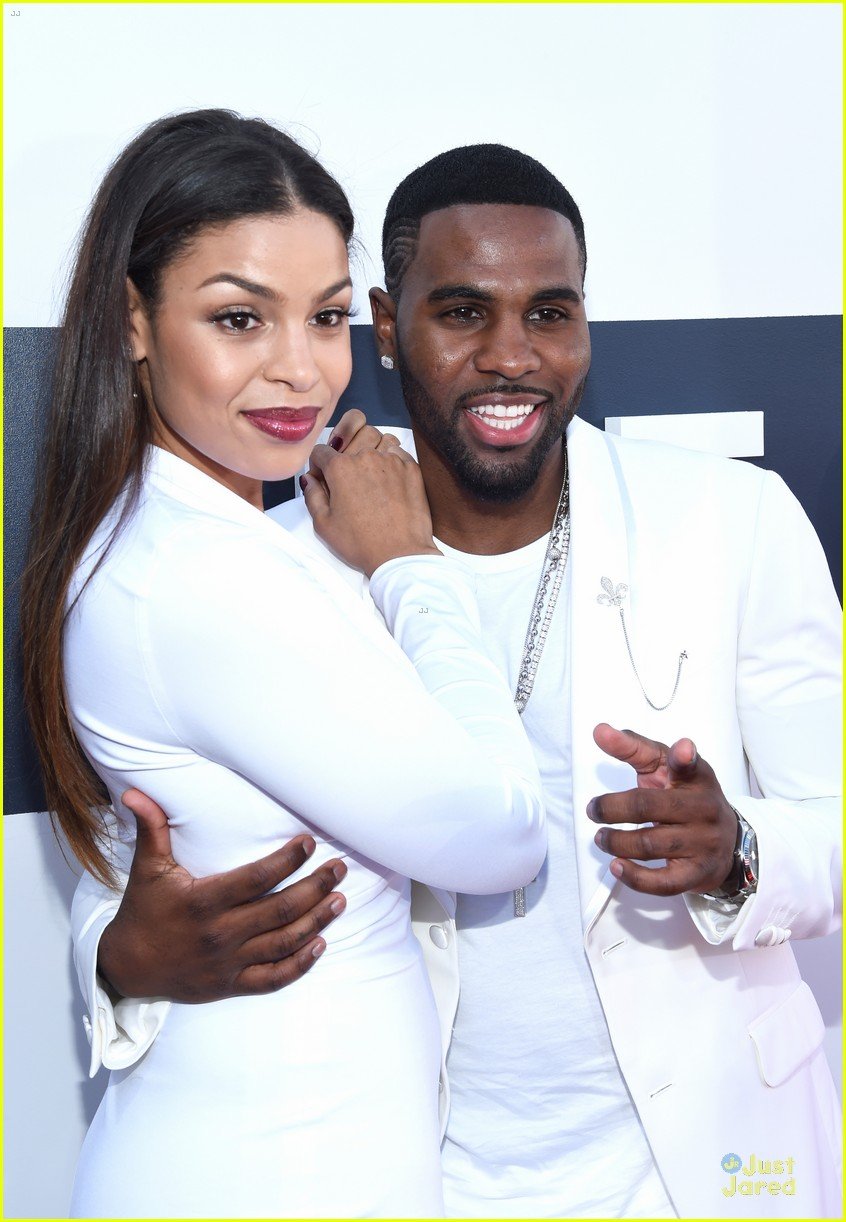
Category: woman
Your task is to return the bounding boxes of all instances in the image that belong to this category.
[20,110,544,1218]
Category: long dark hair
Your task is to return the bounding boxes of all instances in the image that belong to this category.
[20,109,354,885]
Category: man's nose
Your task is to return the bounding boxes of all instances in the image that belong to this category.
[472,317,542,381]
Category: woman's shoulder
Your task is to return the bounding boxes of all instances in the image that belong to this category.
[72,451,378,646]
[147,481,376,636]
[70,463,300,612]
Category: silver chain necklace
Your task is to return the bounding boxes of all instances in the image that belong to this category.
[513,448,570,917]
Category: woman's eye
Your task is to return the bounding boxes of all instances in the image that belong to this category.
[213,310,261,332]
[312,308,350,328]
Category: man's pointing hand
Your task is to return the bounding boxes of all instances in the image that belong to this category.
[588,723,739,897]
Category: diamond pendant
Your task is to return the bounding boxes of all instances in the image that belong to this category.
[513,886,527,917]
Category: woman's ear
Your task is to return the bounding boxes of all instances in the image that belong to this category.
[126,278,151,362]
[369,288,398,365]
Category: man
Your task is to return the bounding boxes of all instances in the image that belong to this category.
[72,145,841,1217]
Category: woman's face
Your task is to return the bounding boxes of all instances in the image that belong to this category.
[130,209,353,505]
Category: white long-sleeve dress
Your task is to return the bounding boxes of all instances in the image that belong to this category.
[63,446,544,1219]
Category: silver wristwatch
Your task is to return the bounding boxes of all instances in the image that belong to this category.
[709,807,759,903]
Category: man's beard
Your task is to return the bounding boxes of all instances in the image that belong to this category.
[397,361,586,504]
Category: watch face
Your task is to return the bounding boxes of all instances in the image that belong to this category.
[740,825,759,887]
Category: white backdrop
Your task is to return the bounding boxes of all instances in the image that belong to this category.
[3,3,842,1219]
[3,2,842,325]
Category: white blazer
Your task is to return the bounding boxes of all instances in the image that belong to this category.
[410,419,842,1218]
[72,419,841,1217]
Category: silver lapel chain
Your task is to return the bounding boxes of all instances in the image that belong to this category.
[597,578,688,711]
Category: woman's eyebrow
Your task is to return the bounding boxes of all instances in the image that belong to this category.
[315,276,353,303]
[196,274,353,304]
[198,273,278,300]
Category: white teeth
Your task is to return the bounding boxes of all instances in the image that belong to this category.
[471,416,528,431]
[467,403,536,422]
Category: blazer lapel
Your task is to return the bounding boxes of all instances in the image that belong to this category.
[566,418,643,928]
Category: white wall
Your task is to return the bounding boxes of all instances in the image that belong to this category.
[4,2,841,326]
[3,815,102,1219]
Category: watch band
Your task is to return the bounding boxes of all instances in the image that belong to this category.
[706,807,759,904]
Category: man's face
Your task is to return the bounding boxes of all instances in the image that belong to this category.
[377,204,591,502]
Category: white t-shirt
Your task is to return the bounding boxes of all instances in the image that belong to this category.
[438,534,676,1219]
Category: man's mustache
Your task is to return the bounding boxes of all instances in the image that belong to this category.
[454,384,552,407]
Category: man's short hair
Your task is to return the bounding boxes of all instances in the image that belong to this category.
[381,143,587,297]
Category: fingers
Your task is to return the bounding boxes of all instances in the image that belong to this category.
[381,440,416,464]
[225,857,349,940]
[218,866,351,997]
[329,417,400,457]
[309,439,407,478]
[304,442,420,537]
[234,940,330,996]
[593,821,690,863]
[595,821,731,894]
[208,836,322,908]
[593,723,668,777]
[590,724,736,897]
[305,442,336,480]
[300,468,330,523]
[594,726,710,794]
[325,410,402,454]
[376,431,401,451]
[667,736,702,782]
[239,890,347,967]
[602,857,705,897]
[588,788,695,825]
[121,788,175,862]
[327,408,368,451]
[341,425,390,454]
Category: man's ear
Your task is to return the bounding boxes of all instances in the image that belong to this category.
[369,288,397,364]
[126,277,152,362]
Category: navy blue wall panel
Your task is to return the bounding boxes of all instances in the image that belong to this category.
[5,329,57,816]
[5,318,841,814]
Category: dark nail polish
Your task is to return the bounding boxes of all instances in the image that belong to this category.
[329,436,343,451]
[299,475,308,492]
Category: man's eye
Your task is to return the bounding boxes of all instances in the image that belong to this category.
[213,310,261,332]
[528,307,568,324]
[443,306,482,323]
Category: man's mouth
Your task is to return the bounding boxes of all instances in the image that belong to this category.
[461,393,548,447]
[465,402,538,432]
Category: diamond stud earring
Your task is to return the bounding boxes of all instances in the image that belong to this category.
[380,354,395,371]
